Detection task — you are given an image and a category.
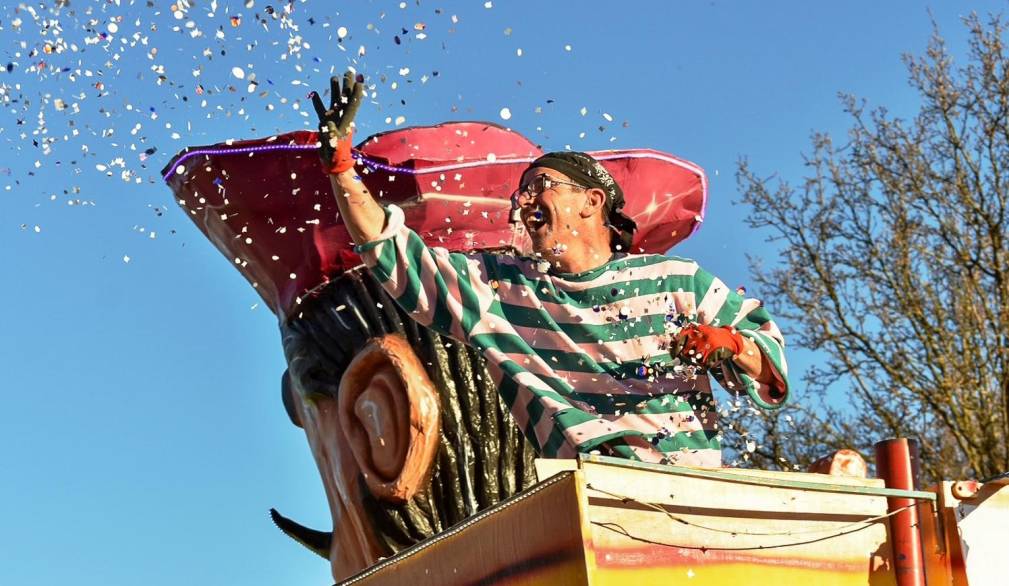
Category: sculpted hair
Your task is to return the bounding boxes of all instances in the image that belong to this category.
[280,264,538,554]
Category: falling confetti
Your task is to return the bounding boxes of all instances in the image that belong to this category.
[499,107,512,120]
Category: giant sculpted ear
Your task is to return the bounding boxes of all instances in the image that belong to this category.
[338,334,440,503]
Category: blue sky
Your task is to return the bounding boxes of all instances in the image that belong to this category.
[1,1,1000,584]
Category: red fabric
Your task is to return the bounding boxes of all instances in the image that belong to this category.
[674,324,745,365]
[163,122,707,319]
[324,130,355,175]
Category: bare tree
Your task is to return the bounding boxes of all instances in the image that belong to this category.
[735,13,1009,483]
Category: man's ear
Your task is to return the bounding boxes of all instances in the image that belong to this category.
[338,334,441,503]
[580,187,608,218]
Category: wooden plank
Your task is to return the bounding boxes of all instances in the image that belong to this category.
[919,486,954,586]
[339,471,591,586]
[577,458,897,586]
[580,454,936,501]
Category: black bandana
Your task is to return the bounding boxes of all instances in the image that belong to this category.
[526,151,638,251]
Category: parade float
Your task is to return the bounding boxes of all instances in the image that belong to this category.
[163,123,1008,585]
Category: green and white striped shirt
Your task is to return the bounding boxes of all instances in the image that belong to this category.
[356,205,789,466]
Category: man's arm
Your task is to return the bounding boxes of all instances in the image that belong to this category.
[311,72,501,346]
[670,263,789,407]
[310,72,385,243]
[732,335,785,389]
[329,170,386,244]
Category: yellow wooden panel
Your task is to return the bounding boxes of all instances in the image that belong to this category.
[578,459,896,586]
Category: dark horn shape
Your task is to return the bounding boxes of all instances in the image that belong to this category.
[268,508,332,559]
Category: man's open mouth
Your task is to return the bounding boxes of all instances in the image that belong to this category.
[523,208,548,233]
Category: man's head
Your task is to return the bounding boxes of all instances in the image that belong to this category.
[513,152,636,270]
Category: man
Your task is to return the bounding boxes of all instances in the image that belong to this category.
[312,72,788,466]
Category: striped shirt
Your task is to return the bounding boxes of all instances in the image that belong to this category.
[355,205,789,467]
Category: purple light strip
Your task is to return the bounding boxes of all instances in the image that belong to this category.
[162,143,431,182]
[162,143,317,181]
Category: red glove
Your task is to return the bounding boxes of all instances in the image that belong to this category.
[324,129,356,175]
[672,324,746,369]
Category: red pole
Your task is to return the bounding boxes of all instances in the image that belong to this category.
[875,438,926,586]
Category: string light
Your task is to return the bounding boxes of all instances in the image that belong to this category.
[587,482,932,551]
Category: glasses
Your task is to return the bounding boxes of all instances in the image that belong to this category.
[511,174,586,207]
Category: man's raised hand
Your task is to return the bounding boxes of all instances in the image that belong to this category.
[311,71,365,175]
[672,323,746,370]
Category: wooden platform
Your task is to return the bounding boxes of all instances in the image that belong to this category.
[337,456,1008,585]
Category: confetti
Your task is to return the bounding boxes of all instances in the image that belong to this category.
[232,66,246,79]
[499,107,512,120]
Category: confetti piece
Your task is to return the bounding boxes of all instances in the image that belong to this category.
[337,26,348,39]
[232,66,246,79]
[499,107,512,120]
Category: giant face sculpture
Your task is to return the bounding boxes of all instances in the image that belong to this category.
[277,267,538,580]
[162,122,708,584]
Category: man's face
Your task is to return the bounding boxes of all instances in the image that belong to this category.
[516,167,589,259]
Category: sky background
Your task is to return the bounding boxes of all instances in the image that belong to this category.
[1,1,1002,584]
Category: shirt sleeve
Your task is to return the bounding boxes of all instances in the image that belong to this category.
[688,262,790,410]
[353,204,498,343]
